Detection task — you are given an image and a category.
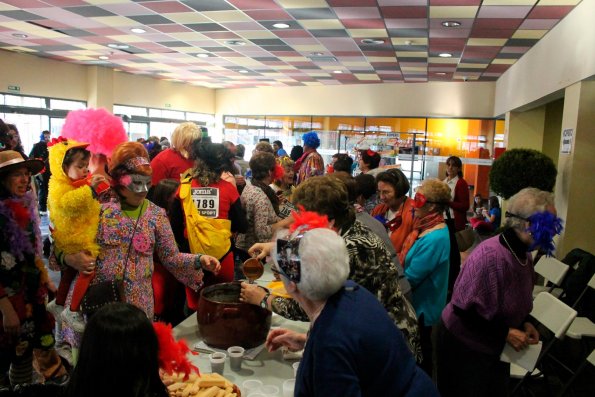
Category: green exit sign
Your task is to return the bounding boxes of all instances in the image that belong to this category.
[7,85,20,92]
[164,103,171,108]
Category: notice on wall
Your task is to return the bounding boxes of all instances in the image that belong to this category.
[561,128,573,154]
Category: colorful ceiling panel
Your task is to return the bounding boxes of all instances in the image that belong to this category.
[0,0,582,88]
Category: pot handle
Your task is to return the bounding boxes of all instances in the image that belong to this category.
[222,307,240,319]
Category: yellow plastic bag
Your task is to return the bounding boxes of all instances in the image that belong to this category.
[179,178,231,259]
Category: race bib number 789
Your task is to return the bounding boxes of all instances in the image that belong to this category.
[191,187,220,218]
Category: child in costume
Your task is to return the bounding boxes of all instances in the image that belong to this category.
[47,137,108,330]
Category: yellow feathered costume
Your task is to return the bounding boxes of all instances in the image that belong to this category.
[48,139,101,258]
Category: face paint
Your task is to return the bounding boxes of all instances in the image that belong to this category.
[120,174,152,193]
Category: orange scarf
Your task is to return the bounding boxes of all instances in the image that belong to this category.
[398,211,445,267]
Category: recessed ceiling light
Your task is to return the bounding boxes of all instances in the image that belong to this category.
[225,40,246,46]
[98,56,109,60]
[310,52,324,56]
[442,21,462,28]
[435,72,447,75]
[272,23,290,29]
[107,43,130,49]
[130,28,146,34]
[333,70,343,74]
[361,38,385,45]
[196,53,209,58]
[238,70,249,73]
[12,33,28,38]
[438,53,453,58]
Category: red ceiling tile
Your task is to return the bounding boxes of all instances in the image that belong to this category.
[328,0,378,6]
[527,6,574,20]
[473,18,523,30]
[332,51,363,56]
[140,1,194,14]
[463,47,501,58]
[430,0,480,5]
[381,7,427,19]
[227,0,283,11]
[244,9,292,21]
[341,19,386,29]
[485,64,511,73]
[2,0,48,7]
[429,38,467,47]
[41,0,86,6]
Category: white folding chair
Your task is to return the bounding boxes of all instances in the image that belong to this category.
[533,256,570,298]
[511,292,577,395]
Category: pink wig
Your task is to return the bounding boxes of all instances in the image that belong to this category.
[61,108,127,157]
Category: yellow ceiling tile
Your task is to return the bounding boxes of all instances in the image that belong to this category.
[76,43,106,50]
[458,63,488,69]
[492,59,517,64]
[306,72,331,77]
[428,57,459,63]
[299,19,344,30]
[319,65,342,70]
[429,6,479,18]
[366,57,397,62]
[137,54,167,60]
[164,12,211,24]
[106,35,147,43]
[92,16,139,27]
[303,82,323,86]
[482,0,537,5]
[278,56,309,62]
[395,51,427,57]
[172,47,200,54]
[355,74,381,81]
[400,66,427,72]
[237,30,276,39]
[31,30,69,39]
[0,3,18,11]
[229,58,262,66]
[391,37,428,46]
[343,61,371,67]
[538,0,581,4]
[201,11,253,23]
[276,0,329,8]
[512,30,547,39]
[292,45,327,52]
[71,50,102,56]
[274,65,297,70]
[168,32,209,41]
[347,29,388,38]
[467,38,508,46]
[0,46,37,53]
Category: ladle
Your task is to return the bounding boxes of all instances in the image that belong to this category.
[242,257,264,284]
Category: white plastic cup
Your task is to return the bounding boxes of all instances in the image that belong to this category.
[282,379,296,397]
[227,346,245,371]
[242,379,263,394]
[259,384,280,396]
[292,361,300,377]
[209,352,226,374]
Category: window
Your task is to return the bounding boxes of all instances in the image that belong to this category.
[4,94,46,108]
[50,99,86,111]
[113,105,148,117]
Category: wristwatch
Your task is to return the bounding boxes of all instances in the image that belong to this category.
[260,291,271,309]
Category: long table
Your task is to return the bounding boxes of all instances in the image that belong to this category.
[173,276,309,395]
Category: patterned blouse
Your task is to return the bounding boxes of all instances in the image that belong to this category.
[272,220,421,360]
[236,183,279,252]
[64,199,203,346]
[295,151,324,185]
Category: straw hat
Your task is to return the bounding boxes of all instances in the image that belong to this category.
[0,150,44,177]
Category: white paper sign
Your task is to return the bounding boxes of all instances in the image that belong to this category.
[500,341,543,372]
[561,129,573,154]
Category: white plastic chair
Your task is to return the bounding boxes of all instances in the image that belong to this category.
[510,292,577,395]
[566,273,595,340]
[533,256,570,298]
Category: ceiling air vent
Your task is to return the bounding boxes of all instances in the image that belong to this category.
[307,56,337,62]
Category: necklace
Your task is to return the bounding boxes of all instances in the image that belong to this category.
[501,233,528,267]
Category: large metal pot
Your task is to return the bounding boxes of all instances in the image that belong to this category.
[197,282,271,349]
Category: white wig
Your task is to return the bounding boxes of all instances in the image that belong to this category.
[274,228,349,301]
[505,187,555,230]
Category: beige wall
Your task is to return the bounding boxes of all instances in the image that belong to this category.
[215,82,496,119]
[542,99,564,166]
[555,80,595,257]
[0,50,215,114]
[0,51,88,101]
[494,0,595,116]
[504,106,545,150]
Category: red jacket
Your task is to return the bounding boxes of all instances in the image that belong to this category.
[448,177,470,232]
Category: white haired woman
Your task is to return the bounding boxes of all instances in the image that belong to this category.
[256,213,438,396]
[437,188,562,397]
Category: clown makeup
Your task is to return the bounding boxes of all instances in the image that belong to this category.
[119,174,152,193]
[413,192,427,208]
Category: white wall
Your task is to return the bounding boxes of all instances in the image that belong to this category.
[494,0,595,115]
[215,81,496,119]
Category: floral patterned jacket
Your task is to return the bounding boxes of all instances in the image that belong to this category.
[64,199,203,345]
[272,220,421,360]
